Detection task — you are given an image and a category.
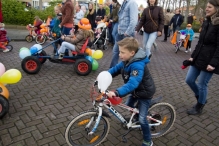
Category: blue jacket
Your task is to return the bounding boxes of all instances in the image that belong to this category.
[118,0,138,36]
[108,49,156,98]
[179,28,194,41]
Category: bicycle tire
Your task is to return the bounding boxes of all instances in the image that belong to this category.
[65,110,110,146]
[148,102,176,138]
[35,34,47,45]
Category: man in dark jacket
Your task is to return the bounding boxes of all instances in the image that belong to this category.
[187,13,194,24]
[169,8,184,33]
[96,4,106,19]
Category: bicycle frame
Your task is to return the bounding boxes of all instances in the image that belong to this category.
[88,95,163,136]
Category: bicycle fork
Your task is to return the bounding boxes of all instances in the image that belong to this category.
[86,105,103,135]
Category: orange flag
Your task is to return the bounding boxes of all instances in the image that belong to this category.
[183,35,190,48]
[170,32,177,45]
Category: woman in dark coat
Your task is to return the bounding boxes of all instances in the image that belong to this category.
[185,0,219,115]
[135,0,164,58]
[87,2,96,30]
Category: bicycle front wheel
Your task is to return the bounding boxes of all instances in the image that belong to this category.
[65,110,110,146]
[175,42,181,53]
[148,102,176,138]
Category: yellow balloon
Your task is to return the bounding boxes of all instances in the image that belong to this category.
[92,50,103,60]
[0,69,22,84]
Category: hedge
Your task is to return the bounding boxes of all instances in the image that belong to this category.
[2,0,59,25]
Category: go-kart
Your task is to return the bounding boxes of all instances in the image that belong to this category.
[21,38,92,76]
[0,83,9,119]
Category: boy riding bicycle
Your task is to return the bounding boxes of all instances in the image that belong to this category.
[178,24,194,53]
[107,37,156,146]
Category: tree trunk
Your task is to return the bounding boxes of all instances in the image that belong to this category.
[39,0,43,10]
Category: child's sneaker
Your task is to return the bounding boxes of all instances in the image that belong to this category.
[185,50,188,53]
[189,48,191,52]
[58,53,64,60]
[142,140,153,146]
[3,48,10,53]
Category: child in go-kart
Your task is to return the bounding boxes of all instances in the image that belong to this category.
[0,22,9,53]
[107,37,156,146]
[57,18,94,59]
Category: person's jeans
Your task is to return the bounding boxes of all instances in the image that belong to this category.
[172,25,180,33]
[185,65,213,104]
[143,31,157,57]
[112,23,118,44]
[110,33,133,68]
[61,26,72,55]
[126,95,151,142]
[58,42,76,54]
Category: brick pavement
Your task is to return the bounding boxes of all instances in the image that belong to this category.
[0,29,219,146]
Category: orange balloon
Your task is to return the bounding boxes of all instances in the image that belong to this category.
[85,48,92,56]
[0,83,9,99]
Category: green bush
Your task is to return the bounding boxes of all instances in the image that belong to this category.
[2,0,59,25]
[180,22,201,33]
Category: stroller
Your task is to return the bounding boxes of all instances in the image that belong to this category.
[90,22,109,50]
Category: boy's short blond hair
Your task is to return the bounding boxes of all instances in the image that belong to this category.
[117,37,139,52]
[54,5,61,11]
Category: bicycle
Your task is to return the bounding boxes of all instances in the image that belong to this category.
[0,37,13,52]
[65,71,176,146]
[175,31,189,54]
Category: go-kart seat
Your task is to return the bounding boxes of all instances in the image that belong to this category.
[72,38,89,55]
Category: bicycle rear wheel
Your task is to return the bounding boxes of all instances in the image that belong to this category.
[148,102,176,138]
[65,110,110,146]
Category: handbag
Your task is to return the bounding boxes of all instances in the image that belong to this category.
[148,9,158,27]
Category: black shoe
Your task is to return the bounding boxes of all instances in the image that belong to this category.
[162,40,167,42]
[149,54,152,59]
[187,102,205,115]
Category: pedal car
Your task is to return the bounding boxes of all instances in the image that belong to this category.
[21,38,92,76]
[0,83,9,119]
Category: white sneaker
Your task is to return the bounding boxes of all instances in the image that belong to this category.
[3,48,10,53]
[189,48,191,52]
[185,50,188,53]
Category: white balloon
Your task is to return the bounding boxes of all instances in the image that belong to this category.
[97,71,112,92]
[32,44,43,53]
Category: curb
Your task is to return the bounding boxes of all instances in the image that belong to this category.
[5,25,26,30]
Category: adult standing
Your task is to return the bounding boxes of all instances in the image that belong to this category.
[87,2,96,30]
[109,0,138,68]
[74,4,85,33]
[135,0,164,58]
[96,4,106,19]
[187,12,194,25]
[162,8,174,42]
[169,8,184,33]
[109,0,120,45]
[60,0,74,56]
[60,0,74,35]
[185,0,219,115]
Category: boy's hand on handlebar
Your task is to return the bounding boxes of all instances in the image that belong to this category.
[107,91,116,98]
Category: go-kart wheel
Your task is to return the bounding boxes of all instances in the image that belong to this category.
[21,56,42,74]
[35,34,47,45]
[0,95,9,119]
[38,50,47,64]
[25,35,33,43]
[74,58,92,76]
[6,45,13,52]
